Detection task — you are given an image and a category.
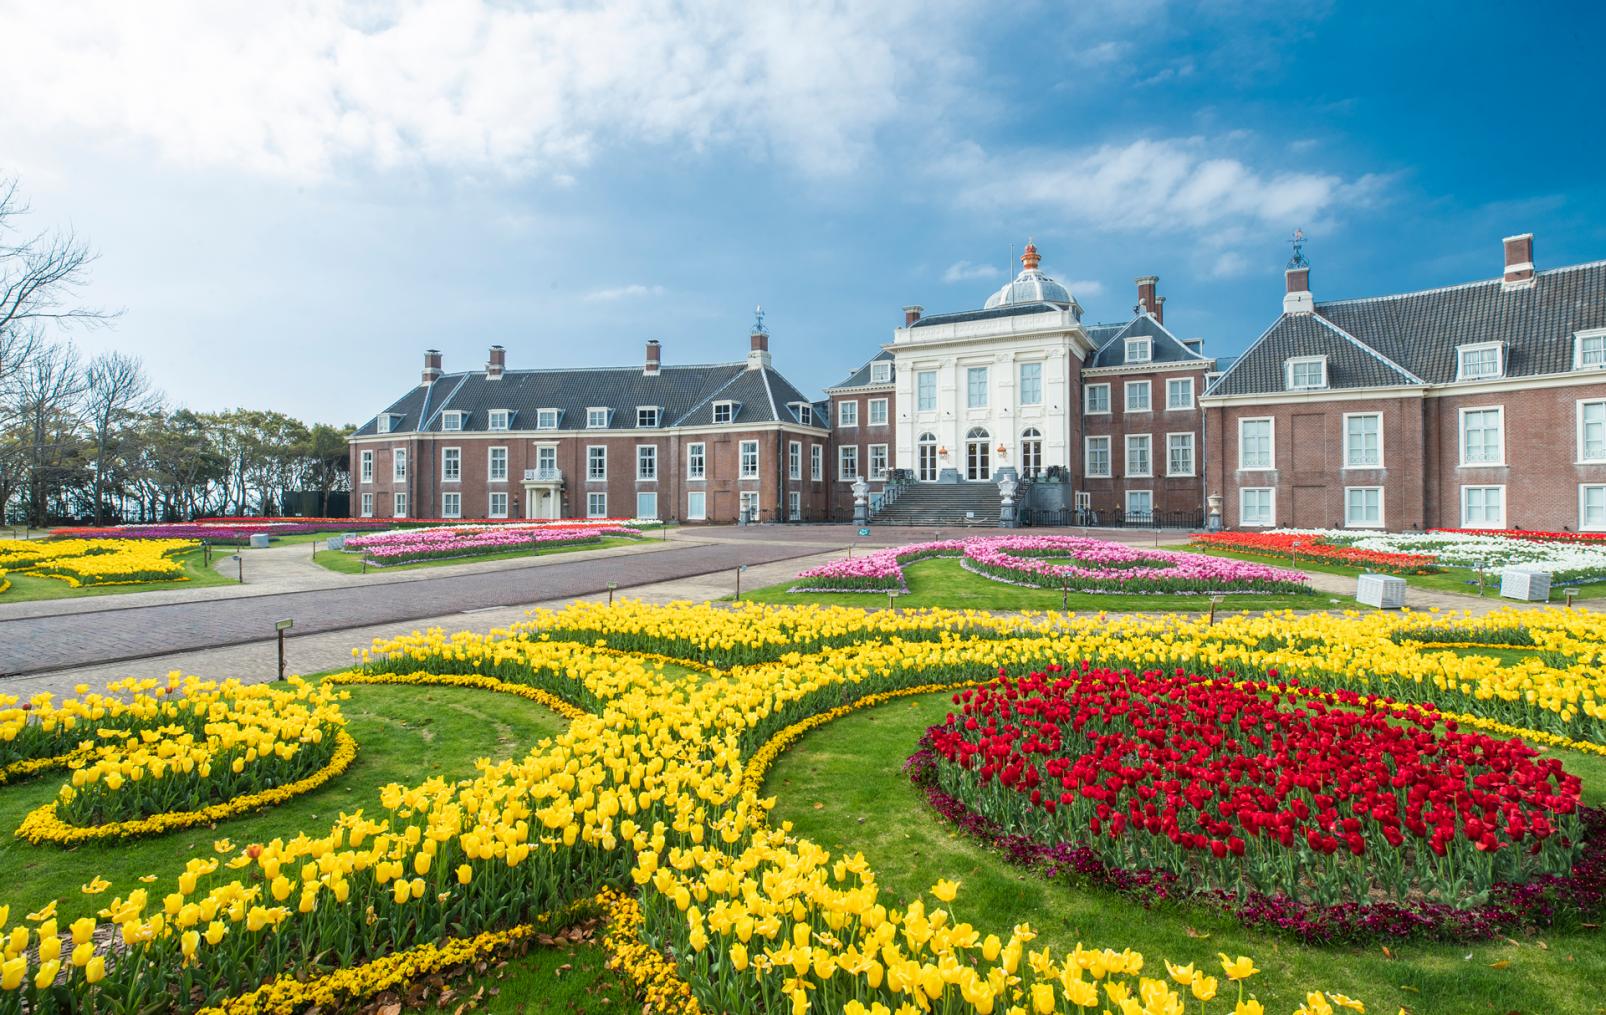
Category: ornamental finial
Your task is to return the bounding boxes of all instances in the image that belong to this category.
[1287,228,1310,269]
[752,304,768,335]
[1020,239,1041,271]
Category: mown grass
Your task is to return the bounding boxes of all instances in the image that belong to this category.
[739,555,1344,613]
[0,546,237,603]
[0,682,569,922]
[312,535,647,574]
[426,937,635,1015]
[765,690,1606,1015]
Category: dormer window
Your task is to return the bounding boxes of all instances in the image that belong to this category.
[791,403,812,425]
[1457,342,1503,381]
[586,407,610,429]
[441,411,465,431]
[870,361,892,384]
[712,401,736,424]
[536,408,560,429]
[376,413,397,434]
[637,406,660,428]
[488,409,511,431]
[1285,356,1327,391]
[1576,329,1606,370]
[1124,338,1152,364]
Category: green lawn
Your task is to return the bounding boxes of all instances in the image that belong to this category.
[424,935,635,1015]
[312,535,647,574]
[739,555,1343,612]
[766,690,1606,1015]
[0,546,237,603]
[0,682,569,922]
[1168,543,1606,602]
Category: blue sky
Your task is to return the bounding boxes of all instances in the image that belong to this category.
[4,0,1602,424]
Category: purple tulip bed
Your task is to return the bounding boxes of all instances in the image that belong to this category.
[790,535,1310,595]
[342,523,640,566]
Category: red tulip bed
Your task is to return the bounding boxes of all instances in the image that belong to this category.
[1191,531,1439,574]
[911,664,1604,941]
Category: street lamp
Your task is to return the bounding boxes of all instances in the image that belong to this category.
[232,553,243,584]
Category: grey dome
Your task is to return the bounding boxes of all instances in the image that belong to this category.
[983,241,1076,310]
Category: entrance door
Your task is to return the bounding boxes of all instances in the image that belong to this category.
[917,433,938,481]
[965,427,991,481]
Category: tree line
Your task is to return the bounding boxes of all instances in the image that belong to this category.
[1,176,350,527]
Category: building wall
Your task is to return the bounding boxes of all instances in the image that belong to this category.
[1079,364,1209,519]
[826,388,896,517]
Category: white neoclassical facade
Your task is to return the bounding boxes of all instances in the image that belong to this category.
[888,243,1095,481]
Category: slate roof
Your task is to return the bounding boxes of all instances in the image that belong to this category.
[908,301,1075,329]
[1085,314,1212,369]
[828,350,894,391]
[356,361,826,435]
[1207,260,1606,397]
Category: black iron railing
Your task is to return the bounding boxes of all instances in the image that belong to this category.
[1026,507,1203,530]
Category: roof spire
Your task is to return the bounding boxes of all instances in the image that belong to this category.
[1287,227,1309,269]
[1020,238,1041,271]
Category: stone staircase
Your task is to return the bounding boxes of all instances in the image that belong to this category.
[871,482,1001,527]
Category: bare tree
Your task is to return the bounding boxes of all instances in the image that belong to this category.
[0,176,114,350]
[83,350,162,524]
[11,339,85,525]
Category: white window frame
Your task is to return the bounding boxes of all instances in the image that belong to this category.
[488,446,508,482]
[536,408,560,430]
[870,361,892,384]
[1084,436,1111,478]
[1018,361,1043,406]
[1124,337,1152,364]
[788,440,802,480]
[635,491,658,520]
[712,401,735,424]
[838,445,859,480]
[1084,383,1111,415]
[1124,380,1151,413]
[1344,486,1384,529]
[1579,399,1606,463]
[586,445,607,481]
[488,491,509,518]
[788,490,802,521]
[441,411,464,432]
[1460,485,1506,529]
[393,449,407,481]
[838,400,858,428]
[1165,432,1195,477]
[586,407,609,429]
[739,490,760,520]
[393,492,407,518]
[1284,356,1328,391]
[868,443,888,480]
[1166,377,1194,411]
[535,444,557,476]
[1456,342,1504,381]
[636,406,660,428]
[1458,406,1505,466]
[739,440,759,479]
[795,404,812,426]
[376,414,393,435]
[442,491,462,519]
[1125,489,1153,515]
[966,367,989,409]
[360,492,373,517]
[1342,412,1383,469]
[1125,434,1152,478]
[916,370,937,412]
[867,397,888,426]
[487,409,510,432]
[810,445,823,481]
[359,450,374,483]
[1581,484,1606,532]
[1576,329,1606,370]
[687,442,706,480]
[636,444,657,481]
[586,492,607,518]
[441,447,461,483]
[1239,487,1275,528]
[1238,417,1275,471]
[686,490,707,521]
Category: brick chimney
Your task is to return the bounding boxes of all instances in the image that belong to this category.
[1283,265,1313,315]
[644,339,661,376]
[1135,275,1163,324]
[747,306,772,370]
[486,344,505,380]
[903,305,924,326]
[1502,233,1535,287]
[421,349,443,386]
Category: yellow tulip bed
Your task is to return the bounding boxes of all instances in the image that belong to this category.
[0,538,196,588]
[0,601,1600,1014]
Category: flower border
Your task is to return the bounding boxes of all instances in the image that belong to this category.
[598,886,704,1014]
[0,747,90,787]
[325,671,591,722]
[14,730,357,846]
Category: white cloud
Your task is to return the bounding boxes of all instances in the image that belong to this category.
[1065,279,1105,298]
[0,0,970,180]
[1209,252,1250,278]
[942,260,1002,283]
[583,283,664,303]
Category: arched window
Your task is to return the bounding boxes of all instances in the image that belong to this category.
[965,427,991,481]
[1020,427,1042,477]
[917,432,938,482]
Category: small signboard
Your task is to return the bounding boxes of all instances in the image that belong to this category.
[275,618,294,632]
[858,527,871,537]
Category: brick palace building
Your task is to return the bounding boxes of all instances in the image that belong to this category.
[351,236,1604,531]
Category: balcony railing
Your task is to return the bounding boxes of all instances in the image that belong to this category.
[522,467,563,483]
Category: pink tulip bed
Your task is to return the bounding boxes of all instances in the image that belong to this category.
[791,535,1311,595]
[342,523,640,565]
